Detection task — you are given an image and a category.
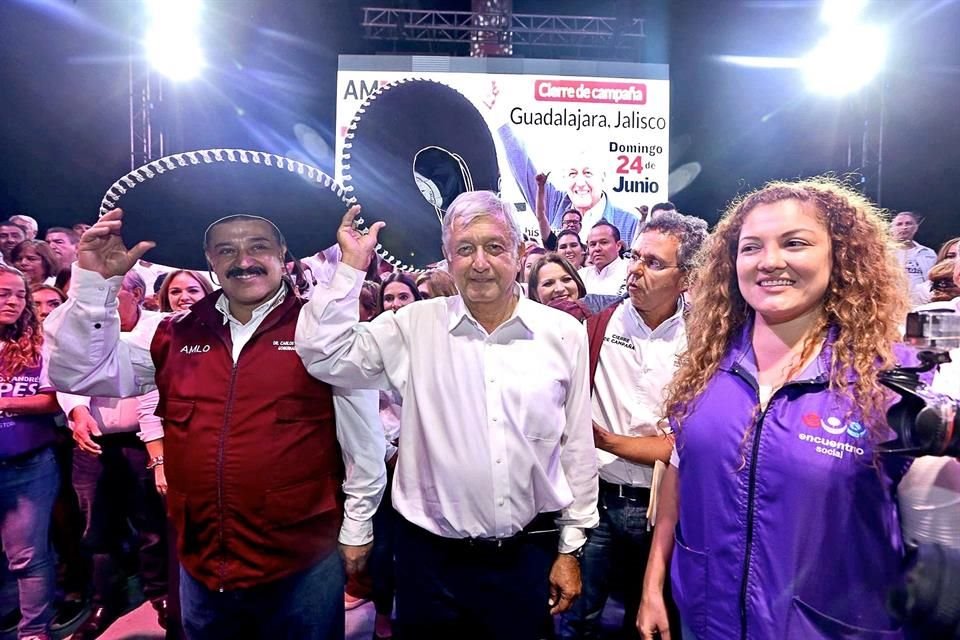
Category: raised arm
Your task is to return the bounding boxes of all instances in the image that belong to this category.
[296,206,403,390]
[535,172,554,247]
[497,124,564,225]
[44,209,159,398]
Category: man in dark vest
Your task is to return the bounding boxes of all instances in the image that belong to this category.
[45,208,386,639]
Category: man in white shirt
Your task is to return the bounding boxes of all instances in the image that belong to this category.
[296,191,599,639]
[44,209,386,639]
[579,221,629,296]
[891,211,937,305]
[559,212,707,639]
[56,271,170,639]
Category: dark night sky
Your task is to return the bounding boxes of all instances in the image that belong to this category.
[1,0,958,248]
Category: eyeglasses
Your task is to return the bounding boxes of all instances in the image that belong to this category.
[629,254,680,272]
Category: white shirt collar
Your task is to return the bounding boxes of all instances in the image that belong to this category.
[214,284,287,326]
[624,296,685,335]
[447,284,533,339]
[587,256,625,277]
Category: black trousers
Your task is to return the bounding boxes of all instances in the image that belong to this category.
[72,432,168,605]
[394,515,557,640]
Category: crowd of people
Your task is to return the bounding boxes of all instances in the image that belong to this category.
[0,174,958,640]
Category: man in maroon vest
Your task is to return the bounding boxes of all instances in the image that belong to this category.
[45,209,386,639]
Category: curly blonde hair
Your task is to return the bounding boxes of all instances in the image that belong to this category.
[0,265,45,379]
[665,177,908,440]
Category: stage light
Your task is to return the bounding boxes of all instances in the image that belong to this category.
[802,25,887,96]
[144,0,205,81]
[821,0,869,26]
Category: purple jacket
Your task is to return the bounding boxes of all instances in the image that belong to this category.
[672,323,910,640]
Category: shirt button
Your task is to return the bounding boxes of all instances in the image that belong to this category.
[498,497,505,506]
[496,458,502,464]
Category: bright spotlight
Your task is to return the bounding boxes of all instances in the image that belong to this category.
[802,25,887,96]
[144,0,205,81]
[821,0,869,26]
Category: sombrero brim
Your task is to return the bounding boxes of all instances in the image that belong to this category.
[342,79,500,271]
[99,149,354,270]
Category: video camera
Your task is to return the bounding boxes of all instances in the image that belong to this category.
[878,309,960,638]
[880,310,960,458]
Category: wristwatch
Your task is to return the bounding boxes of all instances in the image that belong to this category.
[565,545,586,560]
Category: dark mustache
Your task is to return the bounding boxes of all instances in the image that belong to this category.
[226,266,267,279]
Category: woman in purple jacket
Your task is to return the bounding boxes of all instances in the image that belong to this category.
[637,179,911,640]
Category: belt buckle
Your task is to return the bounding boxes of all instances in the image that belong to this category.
[618,484,627,499]
[467,536,503,550]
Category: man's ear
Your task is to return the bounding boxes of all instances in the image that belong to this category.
[678,270,692,294]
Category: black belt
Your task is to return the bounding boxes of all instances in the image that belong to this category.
[409,511,560,552]
[600,479,651,502]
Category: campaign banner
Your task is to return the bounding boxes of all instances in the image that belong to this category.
[335,55,669,267]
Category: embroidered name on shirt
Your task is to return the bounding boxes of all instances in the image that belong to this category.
[604,334,635,350]
[180,345,211,354]
[273,340,296,351]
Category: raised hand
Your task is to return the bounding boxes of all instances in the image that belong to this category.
[337,205,385,271]
[77,209,155,279]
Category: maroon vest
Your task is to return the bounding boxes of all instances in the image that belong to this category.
[151,290,344,591]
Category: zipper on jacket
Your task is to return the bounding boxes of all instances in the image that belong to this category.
[738,402,767,640]
[216,363,239,592]
[734,364,824,640]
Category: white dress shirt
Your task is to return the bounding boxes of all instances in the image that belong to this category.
[44,265,386,546]
[296,263,599,553]
[578,258,629,296]
[57,309,166,442]
[592,299,685,488]
[298,244,343,299]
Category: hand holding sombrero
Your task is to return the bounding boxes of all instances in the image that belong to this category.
[78,208,157,278]
[337,205,385,272]
[98,149,355,271]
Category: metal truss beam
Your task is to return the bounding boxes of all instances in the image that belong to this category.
[361,7,645,57]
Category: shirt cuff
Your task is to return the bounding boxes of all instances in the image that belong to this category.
[330,262,365,298]
[338,514,374,546]
[71,264,123,307]
[558,525,587,555]
[56,393,91,419]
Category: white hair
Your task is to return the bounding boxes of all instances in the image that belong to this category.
[441,191,521,256]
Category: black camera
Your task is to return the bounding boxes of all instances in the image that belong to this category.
[879,310,960,638]
[880,310,960,458]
